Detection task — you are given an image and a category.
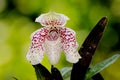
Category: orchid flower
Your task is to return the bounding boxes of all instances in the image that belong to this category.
[26,11,81,65]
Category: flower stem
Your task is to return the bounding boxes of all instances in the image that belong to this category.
[51,65,63,80]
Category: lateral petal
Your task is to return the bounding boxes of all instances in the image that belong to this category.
[59,27,81,63]
[26,28,48,65]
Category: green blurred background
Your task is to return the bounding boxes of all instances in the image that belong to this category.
[0,0,120,80]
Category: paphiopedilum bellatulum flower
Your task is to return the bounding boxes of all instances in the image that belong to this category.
[26,11,81,65]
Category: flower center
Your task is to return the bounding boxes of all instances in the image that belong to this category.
[47,29,59,41]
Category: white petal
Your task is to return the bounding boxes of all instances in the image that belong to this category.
[26,28,48,65]
[60,27,81,63]
[26,45,44,65]
[35,11,69,27]
[44,37,62,65]
[64,44,81,63]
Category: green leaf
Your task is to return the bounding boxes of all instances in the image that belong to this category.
[33,64,53,80]
[85,54,120,80]
[60,67,72,80]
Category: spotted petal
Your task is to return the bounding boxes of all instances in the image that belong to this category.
[35,11,69,27]
[60,27,81,63]
[26,28,48,65]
